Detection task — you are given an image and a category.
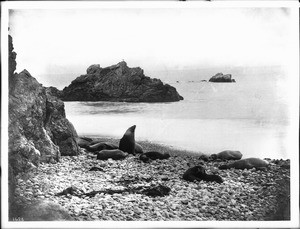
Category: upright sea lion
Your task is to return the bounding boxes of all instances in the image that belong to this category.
[87,142,118,152]
[96,149,128,160]
[219,157,269,170]
[215,150,242,160]
[119,125,136,154]
[139,151,170,162]
[183,166,223,183]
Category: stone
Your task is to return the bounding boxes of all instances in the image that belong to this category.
[8,36,80,220]
[60,61,184,102]
[209,73,236,83]
[21,201,73,221]
[9,47,79,171]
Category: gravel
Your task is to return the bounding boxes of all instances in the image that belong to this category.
[13,139,290,221]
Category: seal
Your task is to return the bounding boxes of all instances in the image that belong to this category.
[76,137,93,149]
[119,125,136,154]
[87,142,118,152]
[135,143,144,154]
[183,166,223,183]
[139,151,170,162]
[219,157,269,170]
[215,150,242,160]
[96,149,128,160]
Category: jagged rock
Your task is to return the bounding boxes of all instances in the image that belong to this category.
[9,35,17,77]
[60,61,184,102]
[45,88,79,156]
[9,69,80,173]
[46,86,63,98]
[209,73,236,83]
[86,64,101,74]
[8,35,80,178]
[9,70,60,173]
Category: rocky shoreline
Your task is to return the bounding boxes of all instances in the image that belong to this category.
[12,137,290,221]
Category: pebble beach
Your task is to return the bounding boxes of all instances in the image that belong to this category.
[13,137,290,221]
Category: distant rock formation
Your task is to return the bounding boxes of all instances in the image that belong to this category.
[60,61,184,102]
[209,73,236,83]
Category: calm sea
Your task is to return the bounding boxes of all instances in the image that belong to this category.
[64,69,291,159]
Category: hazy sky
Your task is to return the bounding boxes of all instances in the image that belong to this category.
[9,6,294,88]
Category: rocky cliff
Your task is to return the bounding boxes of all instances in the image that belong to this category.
[60,61,184,102]
[9,69,80,173]
[8,35,79,219]
[209,73,236,83]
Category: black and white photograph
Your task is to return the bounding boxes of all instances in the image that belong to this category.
[1,1,299,228]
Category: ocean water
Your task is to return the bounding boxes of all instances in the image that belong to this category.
[64,70,292,159]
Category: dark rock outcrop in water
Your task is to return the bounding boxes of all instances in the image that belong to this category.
[60,61,184,102]
[209,73,236,83]
[8,35,80,219]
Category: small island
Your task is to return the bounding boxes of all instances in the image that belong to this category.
[209,73,236,83]
[59,61,183,102]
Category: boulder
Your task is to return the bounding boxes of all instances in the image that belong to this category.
[46,86,63,98]
[60,61,184,102]
[45,88,80,156]
[209,73,236,83]
[21,201,73,221]
[9,69,80,171]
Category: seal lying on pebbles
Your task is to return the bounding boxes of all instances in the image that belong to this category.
[87,142,118,152]
[119,125,136,154]
[139,151,170,162]
[76,137,93,149]
[199,154,209,162]
[210,150,242,161]
[141,184,171,197]
[183,166,223,183]
[219,157,269,170]
[89,166,104,171]
[97,149,128,160]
